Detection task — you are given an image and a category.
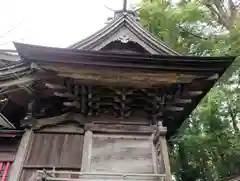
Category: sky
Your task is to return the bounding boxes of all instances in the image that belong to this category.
[0,0,139,50]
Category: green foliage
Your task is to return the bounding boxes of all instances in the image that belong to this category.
[139,0,240,180]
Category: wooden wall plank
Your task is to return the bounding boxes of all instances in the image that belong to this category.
[25,133,84,168]
[91,135,154,173]
[60,134,84,168]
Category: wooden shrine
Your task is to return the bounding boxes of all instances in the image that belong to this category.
[0,2,234,181]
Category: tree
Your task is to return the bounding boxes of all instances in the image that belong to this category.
[139,0,240,180]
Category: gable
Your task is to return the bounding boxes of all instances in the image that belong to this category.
[69,14,180,55]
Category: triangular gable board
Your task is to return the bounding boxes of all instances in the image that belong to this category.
[69,14,180,55]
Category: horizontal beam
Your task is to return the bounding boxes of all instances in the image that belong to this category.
[165,107,184,111]
[45,83,66,89]
[85,123,155,134]
[188,91,203,96]
[23,165,81,169]
[23,112,84,130]
[54,92,74,98]
[175,99,192,104]
[63,101,80,107]
[37,170,166,177]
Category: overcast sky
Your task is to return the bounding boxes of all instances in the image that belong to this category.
[0,0,139,49]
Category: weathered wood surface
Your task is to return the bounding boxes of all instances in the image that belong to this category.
[25,112,84,130]
[44,175,162,181]
[20,133,84,181]
[158,136,172,181]
[91,135,154,173]
[85,124,155,134]
[81,131,93,172]
[86,116,151,126]
[21,168,38,181]
[8,129,32,181]
[21,168,81,181]
[24,133,84,168]
[35,123,84,134]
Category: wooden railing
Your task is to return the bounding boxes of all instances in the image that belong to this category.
[36,170,166,181]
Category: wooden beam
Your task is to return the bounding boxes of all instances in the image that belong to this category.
[25,112,84,130]
[23,165,81,169]
[35,124,84,134]
[63,101,80,107]
[207,73,219,80]
[54,92,74,98]
[165,106,184,111]
[0,76,35,88]
[175,99,192,104]
[85,123,155,134]
[188,91,203,96]
[45,83,66,90]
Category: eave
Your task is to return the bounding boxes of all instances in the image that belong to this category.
[0,42,234,137]
[14,42,232,73]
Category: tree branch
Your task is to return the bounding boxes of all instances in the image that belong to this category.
[204,3,230,29]
[227,103,240,133]
[179,26,209,40]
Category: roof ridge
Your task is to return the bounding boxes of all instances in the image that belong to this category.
[67,13,180,55]
[68,15,125,49]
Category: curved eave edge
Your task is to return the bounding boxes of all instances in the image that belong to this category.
[13,42,235,63]
[168,57,236,138]
[68,14,180,55]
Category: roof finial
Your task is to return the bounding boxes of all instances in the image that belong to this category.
[123,0,127,12]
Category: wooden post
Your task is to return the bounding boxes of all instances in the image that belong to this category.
[153,122,172,181]
[8,129,32,181]
[81,130,93,172]
[158,122,172,181]
[151,134,158,174]
[159,135,171,181]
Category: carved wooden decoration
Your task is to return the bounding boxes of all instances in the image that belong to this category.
[117,35,130,43]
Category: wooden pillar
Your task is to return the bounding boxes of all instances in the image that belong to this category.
[8,129,32,181]
[159,135,171,181]
[151,134,159,174]
[81,130,93,172]
[154,122,172,181]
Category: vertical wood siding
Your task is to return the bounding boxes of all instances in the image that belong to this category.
[21,133,84,181]
[91,135,154,173]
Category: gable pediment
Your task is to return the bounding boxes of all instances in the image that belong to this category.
[69,14,180,55]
